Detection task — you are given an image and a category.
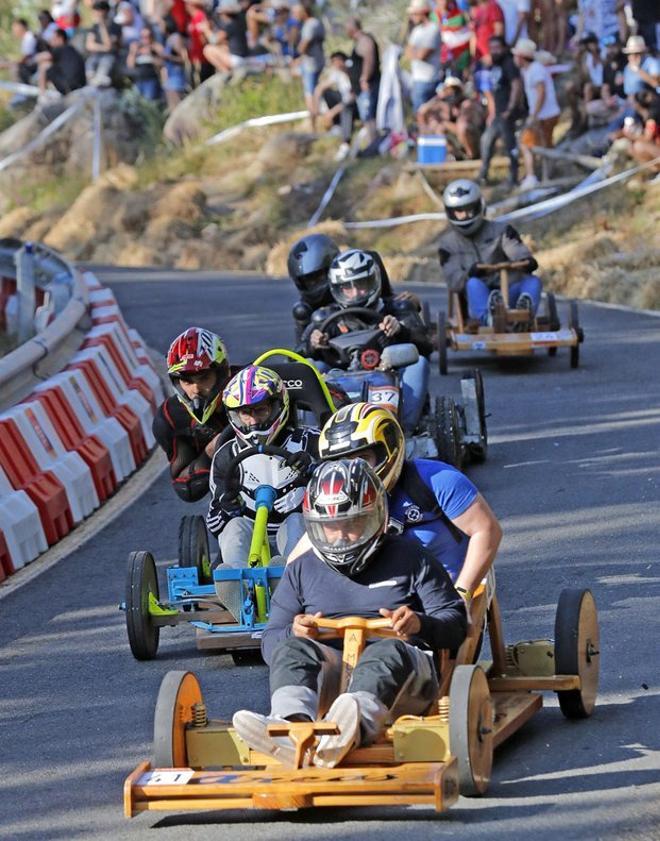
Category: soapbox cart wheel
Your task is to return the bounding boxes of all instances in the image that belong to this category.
[554,588,600,719]
[153,670,203,767]
[462,368,488,463]
[434,395,463,468]
[179,514,212,584]
[569,300,582,369]
[449,665,494,796]
[125,550,160,661]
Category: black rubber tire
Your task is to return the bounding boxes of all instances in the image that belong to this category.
[434,396,463,468]
[153,670,202,768]
[449,665,493,797]
[546,292,560,332]
[179,514,212,584]
[463,368,488,463]
[125,550,160,661]
[230,650,265,666]
[437,310,448,375]
[422,299,431,329]
[569,300,581,369]
[555,588,600,719]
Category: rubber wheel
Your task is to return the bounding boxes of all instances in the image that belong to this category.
[153,671,203,768]
[463,368,488,463]
[437,310,448,375]
[554,588,599,719]
[230,650,265,666]
[125,550,160,661]
[422,300,431,329]
[546,292,560,331]
[434,396,462,468]
[179,514,212,584]
[569,300,581,369]
[449,665,493,796]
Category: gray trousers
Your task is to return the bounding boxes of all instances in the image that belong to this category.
[269,636,439,744]
[219,513,306,567]
[479,114,519,180]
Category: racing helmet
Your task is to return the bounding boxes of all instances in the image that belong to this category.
[303,458,387,577]
[442,179,486,236]
[166,327,230,424]
[328,249,382,309]
[287,233,340,307]
[222,364,290,446]
[319,402,405,492]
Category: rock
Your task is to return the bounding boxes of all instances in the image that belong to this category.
[44,182,123,256]
[152,182,206,223]
[0,207,37,238]
[163,74,228,145]
[256,132,316,173]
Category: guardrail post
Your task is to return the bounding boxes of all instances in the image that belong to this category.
[15,242,36,343]
[92,93,102,182]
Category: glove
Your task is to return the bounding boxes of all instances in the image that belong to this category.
[468,262,484,279]
[218,490,243,519]
[285,450,314,478]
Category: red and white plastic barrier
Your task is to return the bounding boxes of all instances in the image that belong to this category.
[0,270,162,579]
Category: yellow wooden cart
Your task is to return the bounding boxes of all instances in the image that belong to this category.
[124,583,599,817]
[438,261,584,374]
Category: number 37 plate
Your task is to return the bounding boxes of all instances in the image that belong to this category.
[368,386,399,411]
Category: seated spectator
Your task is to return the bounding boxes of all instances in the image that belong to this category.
[312,51,357,161]
[601,34,625,99]
[627,91,660,170]
[36,27,86,95]
[417,76,484,159]
[292,1,326,129]
[186,0,214,83]
[270,0,300,58]
[8,19,38,85]
[203,0,249,75]
[161,14,188,109]
[37,11,59,50]
[512,37,560,189]
[51,0,80,36]
[607,35,660,131]
[470,0,504,63]
[345,17,380,148]
[85,0,120,86]
[127,25,163,99]
[405,0,441,112]
[435,0,471,79]
[114,1,143,51]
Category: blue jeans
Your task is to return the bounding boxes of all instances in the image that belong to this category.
[137,77,162,101]
[357,84,379,122]
[301,68,321,96]
[411,79,439,113]
[400,354,429,433]
[466,275,542,324]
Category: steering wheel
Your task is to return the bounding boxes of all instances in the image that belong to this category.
[318,307,387,369]
[310,615,400,640]
[224,443,313,500]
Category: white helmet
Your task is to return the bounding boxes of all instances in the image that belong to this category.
[442,179,486,236]
[328,249,382,309]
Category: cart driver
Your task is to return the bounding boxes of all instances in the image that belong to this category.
[207,364,320,567]
[438,179,542,330]
[316,402,502,602]
[232,458,467,768]
[153,327,232,503]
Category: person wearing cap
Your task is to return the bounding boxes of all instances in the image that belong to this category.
[417,76,484,159]
[606,35,660,132]
[85,0,121,86]
[512,36,560,190]
[405,0,441,112]
[478,34,523,186]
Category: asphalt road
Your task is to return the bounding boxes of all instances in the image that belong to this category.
[1,269,659,841]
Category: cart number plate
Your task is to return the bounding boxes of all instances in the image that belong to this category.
[472,341,487,350]
[530,331,560,341]
[368,387,399,408]
[139,769,195,786]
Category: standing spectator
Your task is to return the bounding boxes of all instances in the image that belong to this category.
[162,15,188,109]
[114,1,143,49]
[405,0,441,112]
[496,0,529,46]
[478,34,523,185]
[435,0,471,78]
[572,0,620,48]
[203,0,249,75]
[312,51,356,160]
[470,0,504,62]
[630,0,659,53]
[9,19,38,85]
[85,0,120,86]
[127,25,163,98]
[36,27,86,95]
[186,0,214,83]
[345,17,380,147]
[512,37,560,188]
[292,1,326,128]
[602,34,625,98]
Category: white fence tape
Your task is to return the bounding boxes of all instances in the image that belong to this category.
[0,80,40,97]
[0,100,85,173]
[307,164,348,228]
[206,109,309,146]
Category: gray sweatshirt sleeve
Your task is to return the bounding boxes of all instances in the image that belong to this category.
[413,554,468,651]
[261,564,303,664]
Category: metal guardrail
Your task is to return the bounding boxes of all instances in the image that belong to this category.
[0,240,90,410]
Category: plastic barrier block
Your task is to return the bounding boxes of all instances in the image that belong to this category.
[81,270,102,291]
[27,388,117,502]
[2,403,99,523]
[38,370,136,482]
[88,288,117,308]
[0,419,72,544]
[0,530,11,580]
[82,332,156,411]
[0,467,48,569]
[66,357,148,465]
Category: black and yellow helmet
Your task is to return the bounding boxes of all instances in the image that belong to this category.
[318,402,405,492]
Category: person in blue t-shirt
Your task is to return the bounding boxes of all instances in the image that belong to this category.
[314,402,502,604]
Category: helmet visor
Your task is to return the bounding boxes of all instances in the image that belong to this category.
[331,276,377,308]
[446,199,482,225]
[296,268,329,296]
[304,506,383,560]
[227,397,284,442]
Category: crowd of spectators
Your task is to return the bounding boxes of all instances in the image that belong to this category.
[1,0,658,181]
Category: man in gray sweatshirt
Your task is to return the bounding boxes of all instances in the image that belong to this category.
[232,458,467,769]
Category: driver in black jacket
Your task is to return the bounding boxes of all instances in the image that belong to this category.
[298,249,432,433]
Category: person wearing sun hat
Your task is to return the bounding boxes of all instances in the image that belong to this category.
[405,0,441,112]
[512,36,560,189]
[621,36,659,99]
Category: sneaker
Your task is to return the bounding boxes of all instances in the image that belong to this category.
[518,174,539,191]
[313,694,360,769]
[514,292,534,331]
[334,142,350,162]
[232,710,297,768]
[486,289,504,327]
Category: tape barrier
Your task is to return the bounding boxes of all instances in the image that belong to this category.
[206,109,310,146]
[0,80,40,97]
[0,100,85,173]
[308,164,348,228]
[0,267,160,579]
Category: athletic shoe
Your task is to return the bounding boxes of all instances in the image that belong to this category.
[334,142,351,162]
[514,292,534,331]
[313,694,360,768]
[518,174,539,191]
[232,710,298,768]
[486,289,504,327]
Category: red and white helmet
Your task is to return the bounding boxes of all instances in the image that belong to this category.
[303,458,387,577]
[166,327,230,424]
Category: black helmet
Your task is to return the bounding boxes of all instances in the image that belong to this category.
[287,234,340,307]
